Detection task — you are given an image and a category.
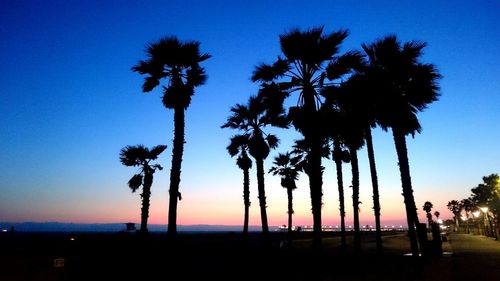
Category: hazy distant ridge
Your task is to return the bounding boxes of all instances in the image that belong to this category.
[0,222,263,232]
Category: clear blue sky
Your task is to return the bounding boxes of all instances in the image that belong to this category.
[1,0,498,227]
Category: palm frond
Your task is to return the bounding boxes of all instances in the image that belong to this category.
[280,26,349,66]
[402,41,426,65]
[251,57,290,82]
[226,134,250,157]
[221,104,250,129]
[266,134,280,149]
[236,152,252,170]
[162,83,194,109]
[280,26,324,64]
[151,164,163,171]
[326,51,365,80]
[128,174,143,192]
[120,145,148,166]
[318,29,349,62]
[186,64,208,87]
[149,145,167,160]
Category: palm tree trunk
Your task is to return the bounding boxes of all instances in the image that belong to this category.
[168,107,185,235]
[309,136,323,251]
[333,139,347,249]
[141,170,153,234]
[365,127,382,253]
[255,158,269,234]
[392,128,420,256]
[243,168,250,235]
[350,147,361,252]
[287,187,293,245]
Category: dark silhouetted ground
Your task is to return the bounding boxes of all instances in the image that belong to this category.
[1,231,499,280]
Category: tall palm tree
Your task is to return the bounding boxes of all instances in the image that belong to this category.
[119,144,167,234]
[226,135,253,235]
[252,26,361,250]
[331,139,350,250]
[132,36,210,235]
[362,35,441,256]
[341,73,384,253]
[323,81,366,252]
[423,201,434,228]
[269,152,302,244]
[222,95,286,234]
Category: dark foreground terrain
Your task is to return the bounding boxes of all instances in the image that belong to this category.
[1,231,499,281]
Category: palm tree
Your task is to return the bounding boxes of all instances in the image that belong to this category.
[341,73,384,253]
[269,152,302,245]
[447,200,462,231]
[331,137,350,250]
[460,198,474,233]
[132,36,210,235]
[119,144,167,234]
[323,81,366,252]
[423,201,434,228]
[434,211,440,221]
[252,26,362,250]
[222,95,286,234]
[226,135,253,235]
[362,35,441,256]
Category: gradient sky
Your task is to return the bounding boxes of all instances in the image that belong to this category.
[1,0,499,228]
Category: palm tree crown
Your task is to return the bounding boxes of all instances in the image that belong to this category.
[132,36,211,109]
[119,144,167,190]
[362,35,441,135]
[222,95,284,159]
[269,152,301,190]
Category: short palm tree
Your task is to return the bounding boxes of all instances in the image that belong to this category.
[226,134,252,235]
[252,26,362,250]
[269,152,302,244]
[423,201,434,228]
[434,211,440,220]
[362,35,441,256]
[447,200,462,231]
[222,95,286,234]
[460,198,474,233]
[120,144,167,234]
[132,36,210,235]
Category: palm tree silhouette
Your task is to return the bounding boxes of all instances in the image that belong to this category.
[447,200,462,231]
[423,201,434,228]
[226,134,252,235]
[119,145,167,234]
[341,72,384,253]
[362,35,441,256]
[324,81,367,252]
[434,211,440,221]
[460,198,474,233]
[132,36,210,235]
[331,138,350,250]
[222,95,286,234]
[269,152,302,245]
[252,26,361,250]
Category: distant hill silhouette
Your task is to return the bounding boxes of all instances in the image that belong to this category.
[0,222,263,233]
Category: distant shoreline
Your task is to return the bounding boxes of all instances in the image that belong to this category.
[1,221,407,233]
